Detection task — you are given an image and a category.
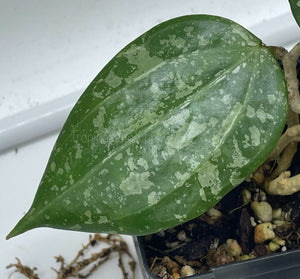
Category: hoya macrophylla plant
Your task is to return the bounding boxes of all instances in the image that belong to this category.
[7,15,287,239]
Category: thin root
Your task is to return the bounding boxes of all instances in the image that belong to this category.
[6,257,39,279]
[7,234,136,279]
[282,42,300,113]
[267,125,300,161]
[53,234,136,279]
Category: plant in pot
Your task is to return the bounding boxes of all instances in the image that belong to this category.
[6,1,300,278]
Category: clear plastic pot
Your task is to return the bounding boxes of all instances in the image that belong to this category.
[134,236,300,279]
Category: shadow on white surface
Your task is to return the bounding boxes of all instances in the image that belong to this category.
[1,134,142,278]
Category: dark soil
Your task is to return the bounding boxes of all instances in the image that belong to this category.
[141,145,300,278]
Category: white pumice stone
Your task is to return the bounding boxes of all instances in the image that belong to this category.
[254,222,276,244]
[181,265,195,277]
[281,246,287,252]
[272,237,286,246]
[207,207,223,218]
[251,201,273,222]
[272,208,282,220]
[226,239,242,257]
[268,241,280,252]
[259,190,267,201]
[177,230,190,242]
[250,216,257,227]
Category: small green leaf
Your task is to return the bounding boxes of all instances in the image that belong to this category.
[7,15,287,239]
[289,0,300,28]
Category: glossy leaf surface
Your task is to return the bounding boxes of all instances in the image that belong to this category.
[289,0,300,28]
[7,15,287,238]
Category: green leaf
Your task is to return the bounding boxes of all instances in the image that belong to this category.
[7,15,287,239]
[289,0,300,28]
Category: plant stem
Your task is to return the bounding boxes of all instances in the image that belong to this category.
[282,42,300,113]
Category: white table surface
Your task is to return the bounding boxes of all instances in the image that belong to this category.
[1,1,299,278]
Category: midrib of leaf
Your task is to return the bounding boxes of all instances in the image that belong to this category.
[111,51,259,223]
[56,46,257,151]
[33,47,260,221]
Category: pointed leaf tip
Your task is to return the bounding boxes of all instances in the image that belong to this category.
[6,222,29,240]
[6,231,15,240]
[6,225,24,240]
[6,209,39,239]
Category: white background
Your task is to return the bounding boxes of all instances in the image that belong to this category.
[1,1,299,278]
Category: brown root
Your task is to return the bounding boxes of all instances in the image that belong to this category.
[270,141,298,179]
[262,44,300,196]
[265,171,300,195]
[7,234,136,279]
[53,234,135,279]
[282,42,300,113]
[268,125,300,161]
[6,257,39,279]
